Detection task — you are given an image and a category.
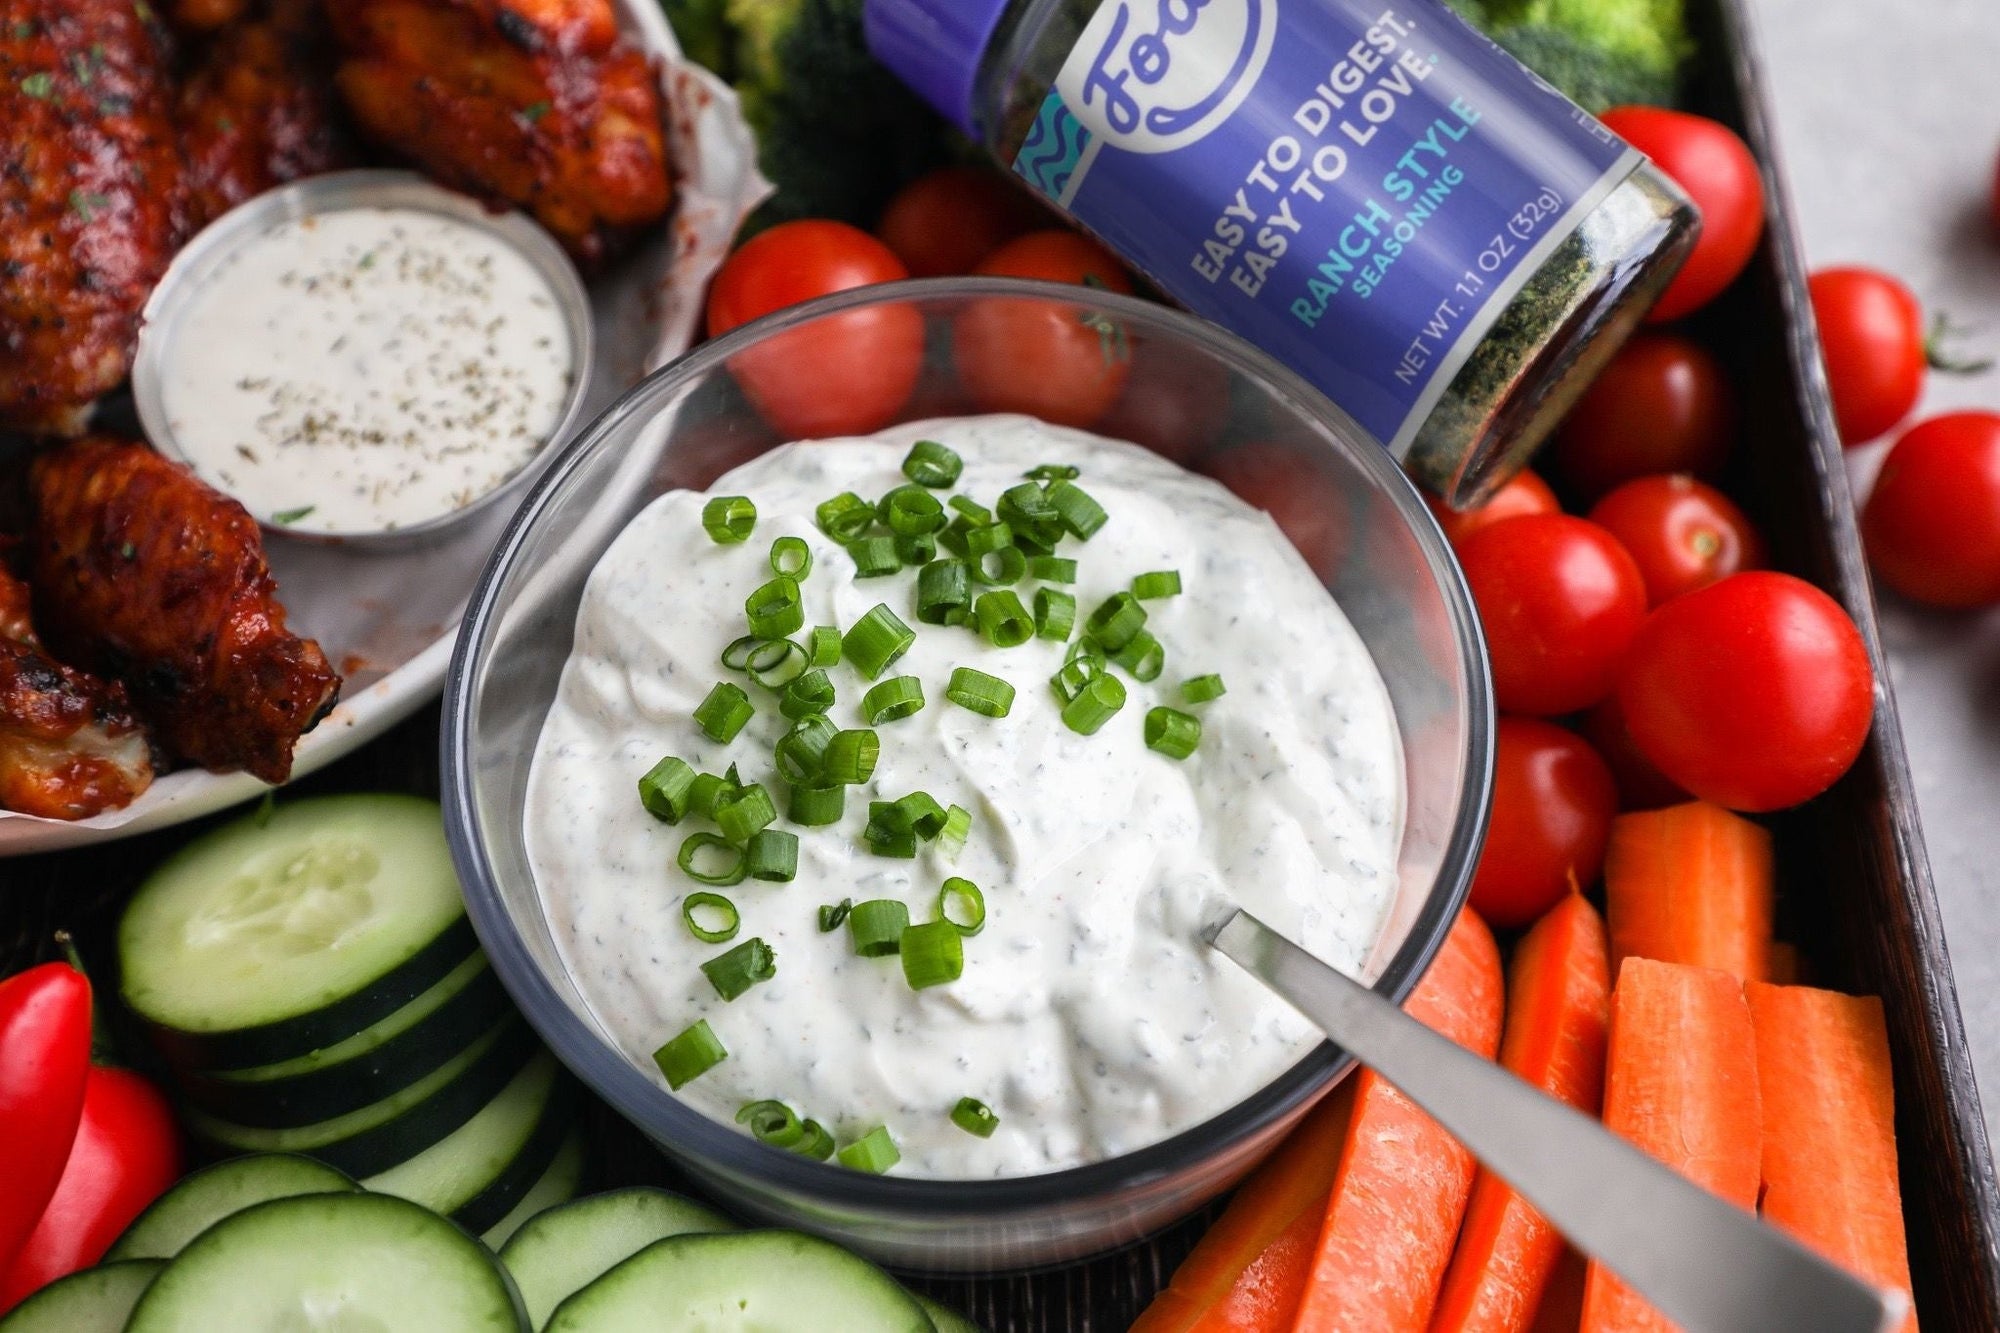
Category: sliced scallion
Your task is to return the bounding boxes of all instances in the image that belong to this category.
[721,635,767,671]
[693,683,753,743]
[895,531,937,566]
[900,920,964,990]
[1061,672,1126,735]
[916,559,971,626]
[996,482,1062,548]
[837,1126,900,1174]
[815,492,874,543]
[974,591,1034,648]
[946,667,1014,717]
[1027,555,1077,583]
[638,756,696,824]
[715,783,777,847]
[687,772,733,820]
[681,891,739,943]
[950,1096,1000,1138]
[937,804,971,861]
[822,729,879,784]
[1145,706,1203,759]
[1132,569,1182,599]
[745,576,805,639]
[775,714,838,783]
[1084,592,1146,652]
[847,535,901,579]
[789,783,845,827]
[1025,463,1080,483]
[880,484,946,535]
[1046,479,1108,539]
[1034,589,1076,642]
[893,791,948,839]
[795,1119,836,1161]
[972,545,1027,586]
[903,440,963,487]
[808,626,842,668]
[678,832,747,886]
[862,676,925,725]
[818,898,853,933]
[843,605,915,679]
[848,899,910,957]
[737,1099,804,1149]
[746,829,798,882]
[746,638,808,689]
[947,495,991,524]
[963,521,1013,558]
[780,668,836,720]
[701,937,775,1002]
[702,496,756,544]
[1113,629,1164,682]
[769,536,812,579]
[938,878,985,935]
[653,1020,726,1089]
[1181,673,1227,704]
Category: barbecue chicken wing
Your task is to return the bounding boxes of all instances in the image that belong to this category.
[0,0,186,436]
[177,0,354,229]
[332,0,672,268]
[28,440,340,785]
[0,564,155,820]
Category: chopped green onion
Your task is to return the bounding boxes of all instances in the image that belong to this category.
[693,683,753,743]
[937,804,972,861]
[1034,589,1076,642]
[947,495,992,524]
[678,833,747,886]
[1027,555,1077,583]
[963,521,1013,558]
[721,635,768,671]
[1181,673,1227,704]
[638,756,696,823]
[822,729,879,784]
[701,937,776,1001]
[818,898,853,933]
[681,891,739,943]
[837,1126,900,1174]
[900,921,965,990]
[937,878,985,935]
[808,626,842,668]
[653,1021,726,1089]
[916,559,971,626]
[715,783,777,846]
[895,531,937,566]
[946,667,1014,717]
[892,791,948,839]
[848,899,910,957]
[789,783,845,827]
[972,545,1027,586]
[862,676,925,725]
[815,492,874,542]
[746,829,798,882]
[1046,479,1108,539]
[903,440,963,488]
[1113,629,1164,683]
[950,1096,1000,1138]
[996,483,1063,548]
[843,605,915,679]
[1145,706,1203,759]
[702,496,756,544]
[746,576,805,639]
[746,638,808,689]
[1132,569,1182,599]
[780,668,836,720]
[936,517,972,557]
[775,715,838,783]
[1050,656,1100,704]
[863,818,917,858]
[880,484,946,535]
[1084,592,1146,652]
[737,1099,804,1148]
[1025,463,1081,482]
[769,536,812,579]
[974,591,1034,648]
[847,535,901,579]
[688,772,733,819]
[794,1119,836,1160]
[1061,672,1127,735]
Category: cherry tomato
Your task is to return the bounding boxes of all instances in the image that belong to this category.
[1616,571,1874,812]
[875,167,1045,277]
[1096,332,1233,464]
[1587,474,1765,606]
[955,231,1135,428]
[1582,693,1689,811]
[1602,107,1765,323]
[1457,515,1648,717]
[1862,411,2000,608]
[1808,267,1927,446]
[1548,333,1735,501]
[1425,470,1560,548]
[1197,440,1348,579]
[1470,717,1617,929]
[706,220,923,440]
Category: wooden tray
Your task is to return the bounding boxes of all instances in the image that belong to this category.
[8,0,1999,1326]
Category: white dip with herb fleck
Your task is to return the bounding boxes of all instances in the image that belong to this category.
[160,206,572,535]
[525,417,1404,1179]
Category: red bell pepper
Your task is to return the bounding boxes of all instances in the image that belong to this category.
[0,961,93,1276]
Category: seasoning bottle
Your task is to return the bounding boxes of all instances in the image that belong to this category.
[863,0,1698,507]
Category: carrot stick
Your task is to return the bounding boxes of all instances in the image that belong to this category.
[1431,893,1612,1333]
[1767,942,1804,985]
[1746,982,1917,1331]
[1527,1247,1587,1333]
[1604,801,1773,983]
[1580,958,1761,1332]
[1287,908,1506,1333]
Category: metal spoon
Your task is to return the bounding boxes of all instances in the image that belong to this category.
[1210,908,1906,1333]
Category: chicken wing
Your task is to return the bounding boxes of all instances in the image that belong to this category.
[28,439,340,785]
[0,563,155,820]
[332,0,672,269]
[0,0,187,436]
[177,0,355,230]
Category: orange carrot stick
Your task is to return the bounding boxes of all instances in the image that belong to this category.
[1287,908,1506,1333]
[1527,1247,1587,1333]
[1604,801,1773,983]
[1431,894,1612,1333]
[1746,982,1917,1331]
[1766,942,1804,986]
[1580,958,1762,1332]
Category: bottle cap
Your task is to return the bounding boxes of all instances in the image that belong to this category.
[863,0,1016,138]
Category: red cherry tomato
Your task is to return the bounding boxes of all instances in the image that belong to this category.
[1470,717,1618,929]
[1456,515,1648,717]
[875,167,1045,277]
[1197,440,1348,579]
[1808,267,1927,446]
[1587,474,1765,606]
[1548,333,1736,501]
[1096,332,1233,464]
[1862,411,2000,608]
[706,220,923,440]
[1616,571,1874,812]
[1425,470,1560,548]
[956,231,1135,428]
[1602,107,1765,323]
[1582,692,1689,811]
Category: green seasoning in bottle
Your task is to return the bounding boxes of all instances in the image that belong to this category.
[864,0,1698,509]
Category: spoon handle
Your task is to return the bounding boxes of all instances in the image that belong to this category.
[1211,909,1904,1333]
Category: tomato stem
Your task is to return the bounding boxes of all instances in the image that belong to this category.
[1926,311,1994,375]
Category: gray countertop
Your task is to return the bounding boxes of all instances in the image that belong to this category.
[1755,0,2000,1148]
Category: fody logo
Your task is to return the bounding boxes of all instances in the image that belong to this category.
[1057,0,1278,154]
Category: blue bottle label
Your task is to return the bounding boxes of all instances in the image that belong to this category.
[1014,1,1638,455]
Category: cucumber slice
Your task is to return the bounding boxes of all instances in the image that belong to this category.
[178,953,512,1128]
[545,1231,931,1332]
[105,1154,358,1262]
[184,1017,536,1178]
[364,1049,571,1232]
[915,1292,982,1333]
[499,1187,735,1328]
[125,1192,525,1332]
[481,1126,587,1251]
[120,794,474,1070]
[0,1259,162,1332]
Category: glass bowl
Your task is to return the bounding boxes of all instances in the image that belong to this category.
[441,278,1493,1272]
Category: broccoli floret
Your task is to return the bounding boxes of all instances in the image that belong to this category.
[1528,0,1692,77]
[1457,0,1690,111]
[1492,22,1677,112]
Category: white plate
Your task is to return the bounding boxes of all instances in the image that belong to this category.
[0,3,770,855]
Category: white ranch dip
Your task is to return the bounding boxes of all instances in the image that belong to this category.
[527,417,1404,1179]
[159,206,573,535]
